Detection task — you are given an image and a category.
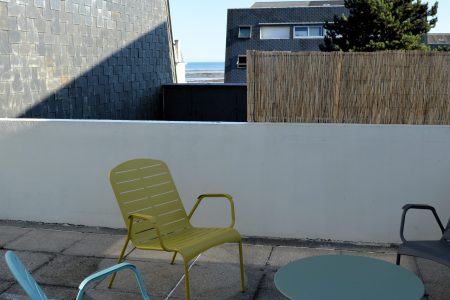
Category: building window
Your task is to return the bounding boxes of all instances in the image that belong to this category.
[238,26,252,39]
[237,55,247,68]
[295,27,308,37]
[294,26,324,38]
[260,26,290,40]
[309,26,323,37]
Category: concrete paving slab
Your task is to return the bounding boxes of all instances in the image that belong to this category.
[2,221,450,300]
[165,243,272,299]
[352,249,398,260]
[32,254,114,288]
[254,287,288,300]
[94,258,185,298]
[268,246,339,268]
[0,226,31,247]
[3,284,78,299]
[258,267,278,290]
[5,229,84,253]
[64,232,186,263]
[63,233,132,258]
[196,243,272,267]
[225,265,266,300]
[416,258,450,284]
[0,250,53,281]
[0,283,12,294]
[0,292,28,300]
[85,288,166,300]
[169,262,263,300]
[340,250,419,274]
[127,248,183,263]
[423,282,450,300]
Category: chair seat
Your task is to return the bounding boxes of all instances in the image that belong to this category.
[399,240,450,266]
[134,227,241,261]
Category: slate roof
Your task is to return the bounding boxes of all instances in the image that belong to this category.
[427,33,450,44]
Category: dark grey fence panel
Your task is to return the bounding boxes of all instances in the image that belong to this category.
[162,84,247,122]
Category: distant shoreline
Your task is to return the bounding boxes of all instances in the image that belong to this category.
[186,62,224,83]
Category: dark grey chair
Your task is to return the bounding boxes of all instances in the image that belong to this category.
[397,204,450,266]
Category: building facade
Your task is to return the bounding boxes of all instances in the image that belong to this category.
[224,1,347,83]
[0,0,175,119]
[426,33,450,50]
[174,40,186,83]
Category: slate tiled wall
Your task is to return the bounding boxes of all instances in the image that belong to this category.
[0,0,175,119]
[224,6,348,83]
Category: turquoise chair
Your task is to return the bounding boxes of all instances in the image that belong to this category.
[4,250,151,300]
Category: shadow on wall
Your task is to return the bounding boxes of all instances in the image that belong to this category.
[18,23,174,120]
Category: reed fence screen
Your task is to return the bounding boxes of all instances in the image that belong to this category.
[247,51,450,124]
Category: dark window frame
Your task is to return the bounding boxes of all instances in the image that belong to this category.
[237,55,247,69]
[238,25,252,39]
[293,25,324,38]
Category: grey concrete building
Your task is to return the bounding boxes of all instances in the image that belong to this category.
[0,0,175,119]
[426,33,450,50]
[224,1,347,83]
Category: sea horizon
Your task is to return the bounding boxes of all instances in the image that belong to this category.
[185,62,224,83]
[186,62,224,69]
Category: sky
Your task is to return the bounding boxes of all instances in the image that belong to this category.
[169,0,450,63]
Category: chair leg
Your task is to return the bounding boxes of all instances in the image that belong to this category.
[238,240,245,292]
[108,237,130,288]
[170,251,177,264]
[183,259,191,300]
[396,253,401,265]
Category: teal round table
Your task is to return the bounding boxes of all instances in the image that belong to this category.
[274,255,424,300]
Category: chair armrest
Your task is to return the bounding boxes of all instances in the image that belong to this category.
[128,213,171,251]
[400,204,445,243]
[188,193,236,228]
[130,213,158,224]
[402,204,435,211]
[76,262,150,300]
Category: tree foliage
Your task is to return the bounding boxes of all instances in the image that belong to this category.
[432,45,450,51]
[320,0,438,51]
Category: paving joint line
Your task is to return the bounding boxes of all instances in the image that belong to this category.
[252,246,275,300]
[1,221,397,249]
[3,249,176,267]
[2,253,58,296]
[164,254,202,300]
[28,253,58,274]
[0,282,14,295]
[1,249,59,275]
[413,257,430,299]
[265,246,275,267]
[1,227,34,249]
[57,234,86,254]
[53,251,177,265]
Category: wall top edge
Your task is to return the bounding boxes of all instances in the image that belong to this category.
[228,5,344,11]
[0,118,247,126]
[1,118,450,129]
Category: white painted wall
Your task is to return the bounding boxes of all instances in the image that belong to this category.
[175,62,186,83]
[1,119,449,243]
[174,40,186,83]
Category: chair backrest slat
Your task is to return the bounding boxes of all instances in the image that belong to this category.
[110,159,190,242]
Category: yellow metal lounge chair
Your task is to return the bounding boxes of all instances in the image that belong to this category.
[108,158,245,300]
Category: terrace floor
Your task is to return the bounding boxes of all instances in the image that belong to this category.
[0,221,449,300]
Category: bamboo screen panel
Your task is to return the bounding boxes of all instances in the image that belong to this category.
[247,51,450,124]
